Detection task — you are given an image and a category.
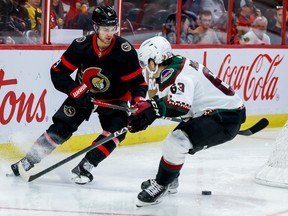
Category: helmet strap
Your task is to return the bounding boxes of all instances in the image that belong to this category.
[146,64,159,77]
[93,24,99,34]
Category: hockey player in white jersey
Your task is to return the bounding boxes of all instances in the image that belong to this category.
[128,36,246,207]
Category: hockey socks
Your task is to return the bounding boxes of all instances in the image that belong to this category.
[156,156,183,186]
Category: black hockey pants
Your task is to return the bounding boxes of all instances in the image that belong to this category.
[47,97,128,166]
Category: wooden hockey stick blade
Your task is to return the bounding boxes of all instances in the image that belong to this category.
[19,127,128,182]
[237,118,269,136]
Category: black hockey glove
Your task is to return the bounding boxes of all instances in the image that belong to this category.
[70,83,94,110]
[128,98,161,133]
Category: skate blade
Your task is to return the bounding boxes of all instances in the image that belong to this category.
[71,173,91,185]
[167,188,178,194]
[18,163,29,181]
[136,198,163,207]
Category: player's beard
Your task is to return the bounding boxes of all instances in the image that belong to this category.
[97,35,113,50]
[98,35,113,45]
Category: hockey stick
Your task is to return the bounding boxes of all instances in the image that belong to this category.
[93,101,138,113]
[18,127,128,182]
[92,101,269,136]
[166,117,269,136]
[237,118,269,136]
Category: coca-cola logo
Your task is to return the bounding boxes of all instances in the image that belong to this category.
[217,54,280,101]
[0,68,46,125]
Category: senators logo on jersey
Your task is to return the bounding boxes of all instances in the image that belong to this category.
[121,42,132,52]
[76,36,86,43]
[63,105,76,117]
[81,67,110,93]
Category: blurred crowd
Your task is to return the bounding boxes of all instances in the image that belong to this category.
[0,0,103,44]
[0,0,287,45]
[121,0,287,45]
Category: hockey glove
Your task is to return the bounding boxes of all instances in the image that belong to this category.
[70,83,94,110]
[128,98,161,133]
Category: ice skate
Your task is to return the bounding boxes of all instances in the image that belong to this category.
[11,157,34,176]
[141,177,179,194]
[136,179,168,207]
[71,158,94,185]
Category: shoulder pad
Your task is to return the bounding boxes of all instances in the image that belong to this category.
[75,36,87,43]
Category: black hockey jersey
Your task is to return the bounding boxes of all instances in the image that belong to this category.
[50,34,147,103]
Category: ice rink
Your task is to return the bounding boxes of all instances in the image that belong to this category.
[0,127,288,216]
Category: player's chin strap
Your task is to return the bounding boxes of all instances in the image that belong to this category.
[91,101,269,136]
[146,65,158,77]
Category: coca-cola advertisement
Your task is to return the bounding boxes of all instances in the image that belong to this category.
[151,49,287,116]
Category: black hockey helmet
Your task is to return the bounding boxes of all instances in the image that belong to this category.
[92,5,119,27]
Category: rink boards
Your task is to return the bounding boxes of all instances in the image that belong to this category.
[0,48,288,150]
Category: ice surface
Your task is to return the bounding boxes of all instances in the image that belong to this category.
[1,128,288,216]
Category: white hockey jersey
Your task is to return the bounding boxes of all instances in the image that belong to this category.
[153,55,244,119]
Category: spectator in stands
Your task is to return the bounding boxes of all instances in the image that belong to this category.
[141,0,166,29]
[51,0,64,29]
[240,16,270,44]
[215,12,240,44]
[162,13,194,44]
[0,0,31,43]
[265,8,276,30]
[268,6,288,44]
[77,0,93,30]
[25,0,42,33]
[0,0,16,43]
[200,0,226,26]
[64,0,92,30]
[11,0,31,32]
[64,0,81,28]
[235,0,256,39]
[182,0,201,16]
[190,10,221,44]
[182,0,226,26]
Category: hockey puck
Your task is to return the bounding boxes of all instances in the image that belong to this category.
[201,190,212,195]
[6,172,13,177]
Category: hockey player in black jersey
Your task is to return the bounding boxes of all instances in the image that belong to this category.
[11,5,147,184]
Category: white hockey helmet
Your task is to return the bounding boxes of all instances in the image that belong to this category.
[138,36,173,75]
